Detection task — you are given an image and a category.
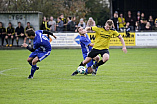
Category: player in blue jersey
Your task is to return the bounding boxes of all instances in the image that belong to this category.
[22,29,56,79]
[71,27,99,76]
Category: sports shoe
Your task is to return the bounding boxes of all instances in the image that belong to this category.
[84,73,88,75]
[71,70,78,76]
[36,66,39,70]
[92,64,97,76]
[27,75,33,79]
[9,44,12,47]
[6,44,9,47]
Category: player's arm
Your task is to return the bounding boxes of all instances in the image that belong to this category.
[21,43,36,52]
[88,43,94,47]
[118,35,127,53]
[43,30,57,39]
[85,27,91,31]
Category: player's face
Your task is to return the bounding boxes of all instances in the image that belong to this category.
[105,24,112,31]
[78,27,87,35]
[9,23,11,27]
[27,23,30,26]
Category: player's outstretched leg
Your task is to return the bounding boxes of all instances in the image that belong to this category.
[92,53,109,75]
[92,55,100,75]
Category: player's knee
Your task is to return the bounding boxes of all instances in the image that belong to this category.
[96,56,100,62]
[27,58,31,62]
[103,56,109,62]
[32,60,37,65]
[88,67,93,74]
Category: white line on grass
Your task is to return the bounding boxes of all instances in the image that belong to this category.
[0,68,18,75]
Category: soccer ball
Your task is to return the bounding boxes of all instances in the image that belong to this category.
[77,66,86,74]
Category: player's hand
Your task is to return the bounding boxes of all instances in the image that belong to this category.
[122,47,127,53]
[21,33,24,36]
[21,43,28,48]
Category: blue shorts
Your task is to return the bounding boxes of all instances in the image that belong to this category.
[83,54,93,68]
[29,50,51,61]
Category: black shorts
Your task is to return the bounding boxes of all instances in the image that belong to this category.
[88,48,109,58]
[7,34,14,38]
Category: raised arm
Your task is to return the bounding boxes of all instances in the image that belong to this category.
[43,30,57,39]
[85,27,92,31]
[118,35,127,53]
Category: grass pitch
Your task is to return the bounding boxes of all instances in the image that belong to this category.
[0,48,157,104]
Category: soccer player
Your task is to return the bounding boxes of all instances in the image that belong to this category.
[25,22,34,46]
[71,27,99,76]
[15,22,25,46]
[0,22,6,47]
[78,20,127,75]
[5,22,15,47]
[21,29,56,79]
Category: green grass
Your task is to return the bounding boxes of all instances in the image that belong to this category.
[0,48,157,104]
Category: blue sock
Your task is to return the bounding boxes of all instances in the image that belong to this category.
[85,68,88,74]
[30,65,37,76]
[29,62,32,66]
[95,62,98,72]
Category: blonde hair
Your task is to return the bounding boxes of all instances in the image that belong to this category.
[106,20,114,26]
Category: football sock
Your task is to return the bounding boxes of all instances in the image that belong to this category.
[96,60,105,67]
[85,68,88,74]
[5,39,8,44]
[30,65,37,76]
[2,37,4,46]
[79,62,85,66]
[16,39,18,45]
[95,61,98,71]
[12,39,14,45]
[29,62,32,66]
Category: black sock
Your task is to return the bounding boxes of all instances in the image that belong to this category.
[2,37,4,46]
[16,40,18,45]
[79,62,85,66]
[12,39,14,45]
[96,60,105,67]
[5,39,8,44]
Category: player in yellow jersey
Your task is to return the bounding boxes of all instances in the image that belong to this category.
[74,20,127,76]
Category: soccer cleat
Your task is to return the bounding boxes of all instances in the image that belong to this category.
[84,73,88,75]
[92,64,97,76]
[36,66,39,70]
[6,44,9,47]
[71,70,78,76]
[9,44,12,47]
[27,75,33,79]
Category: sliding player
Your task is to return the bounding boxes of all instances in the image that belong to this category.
[71,27,99,76]
[78,20,127,75]
[22,29,56,79]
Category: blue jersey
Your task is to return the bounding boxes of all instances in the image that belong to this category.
[33,30,51,52]
[80,34,92,55]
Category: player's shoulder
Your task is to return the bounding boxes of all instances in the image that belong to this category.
[110,28,116,31]
[2,27,6,29]
[91,26,102,31]
[35,30,43,34]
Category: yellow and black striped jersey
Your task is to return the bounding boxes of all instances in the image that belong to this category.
[91,26,119,50]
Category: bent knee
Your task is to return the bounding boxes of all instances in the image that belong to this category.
[96,56,100,62]
[103,55,109,62]
[27,58,32,62]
